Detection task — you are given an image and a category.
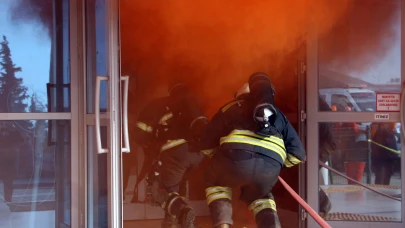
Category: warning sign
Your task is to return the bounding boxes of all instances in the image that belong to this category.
[376,93,400,112]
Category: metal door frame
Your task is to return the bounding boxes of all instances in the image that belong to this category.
[74,0,122,227]
[306,1,405,227]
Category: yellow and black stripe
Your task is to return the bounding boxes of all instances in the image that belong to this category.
[201,148,216,158]
[205,186,232,205]
[219,130,287,164]
[160,139,187,153]
[248,198,277,218]
[221,100,244,113]
[136,121,153,133]
[284,154,302,168]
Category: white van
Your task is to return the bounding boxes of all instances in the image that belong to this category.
[319,87,376,113]
[319,86,376,136]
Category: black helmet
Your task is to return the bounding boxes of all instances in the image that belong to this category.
[248,72,275,96]
[168,81,190,98]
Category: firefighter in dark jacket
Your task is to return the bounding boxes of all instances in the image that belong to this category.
[133,82,207,228]
[201,72,306,228]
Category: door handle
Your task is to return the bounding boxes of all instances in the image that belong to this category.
[95,76,109,154]
[121,76,130,153]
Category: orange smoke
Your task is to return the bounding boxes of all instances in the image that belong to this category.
[121,0,352,115]
[7,0,400,117]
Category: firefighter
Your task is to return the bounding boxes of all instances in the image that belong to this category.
[201,72,306,228]
[133,82,207,228]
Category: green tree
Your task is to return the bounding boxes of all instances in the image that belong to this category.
[0,35,32,129]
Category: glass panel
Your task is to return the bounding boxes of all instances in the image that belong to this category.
[86,0,108,114]
[0,0,70,113]
[318,0,401,112]
[318,121,401,222]
[0,120,71,227]
[87,125,108,228]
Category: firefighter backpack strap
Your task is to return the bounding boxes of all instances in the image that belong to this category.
[248,198,277,218]
[205,186,232,205]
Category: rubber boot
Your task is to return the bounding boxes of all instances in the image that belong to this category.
[179,205,195,228]
[255,209,281,228]
[161,213,179,228]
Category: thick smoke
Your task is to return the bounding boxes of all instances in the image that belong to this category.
[121,0,400,116]
[9,0,53,38]
[121,0,351,115]
[8,0,401,116]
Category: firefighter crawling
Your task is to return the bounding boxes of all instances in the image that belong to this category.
[133,82,208,228]
[200,72,306,228]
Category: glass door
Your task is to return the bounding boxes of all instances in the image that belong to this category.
[0,0,80,227]
[84,0,123,227]
[306,0,404,227]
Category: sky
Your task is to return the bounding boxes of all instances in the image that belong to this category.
[0,0,402,110]
[0,0,51,106]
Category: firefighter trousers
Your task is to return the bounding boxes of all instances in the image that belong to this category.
[205,149,282,228]
[151,143,204,227]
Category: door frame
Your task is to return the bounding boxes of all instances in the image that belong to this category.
[305,1,405,227]
[77,0,123,227]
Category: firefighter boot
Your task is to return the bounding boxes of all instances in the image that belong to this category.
[255,208,281,228]
[179,205,196,228]
[215,224,231,228]
[163,192,195,228]
[161,213,179,228]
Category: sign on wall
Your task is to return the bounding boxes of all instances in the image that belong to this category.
[376,93,400,112]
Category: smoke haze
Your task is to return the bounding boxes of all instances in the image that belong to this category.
[7,0,401,116]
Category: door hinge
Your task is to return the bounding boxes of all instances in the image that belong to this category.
[301,208,308,220]
[300,62,307,74]
[300,110,307,121]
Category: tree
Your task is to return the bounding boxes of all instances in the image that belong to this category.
[0,35,32,129]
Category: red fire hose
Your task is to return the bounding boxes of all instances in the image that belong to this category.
[319,161,401,202]
[278,177,332,228]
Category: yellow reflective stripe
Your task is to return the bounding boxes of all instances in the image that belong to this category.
[159,112,173,125]
[221,100,243,113]
[136,122,153,133]
[160,139,187,152]
[248,199,277,217]
[205,186,232,205]
[231,130,284,146]
[284,159,294,168]
[206,186,231,196]
[220,135,286,161]
[201,148,215,158]
[286,154,302,166]
[190,116,208,129]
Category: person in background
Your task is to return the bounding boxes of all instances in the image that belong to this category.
[132,82,207,228]
[318,96,336,218]
[371,122,401,185]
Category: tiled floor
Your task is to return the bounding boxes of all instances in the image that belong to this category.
[123,185,402,227]
[124,208,298,228]
[322,185,401,219]
[0,182,402,227]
